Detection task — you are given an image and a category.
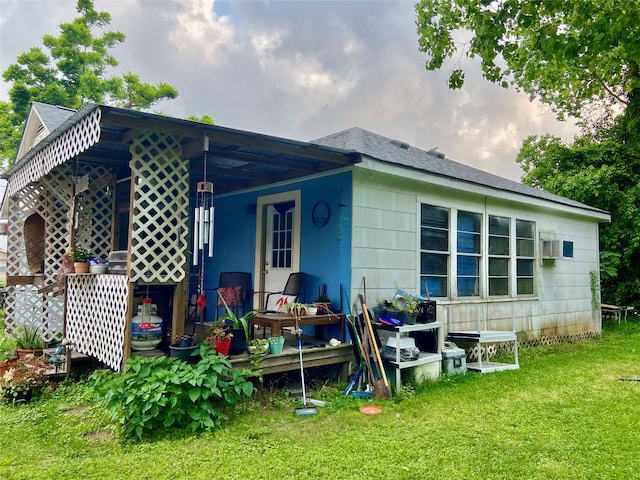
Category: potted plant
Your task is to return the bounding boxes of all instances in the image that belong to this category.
[268,335,285,354]
[70,246,93,274]
[217,290,257,355]
[206,325,233,356]
[313,283,331,313]
[278,302,310,317]
[14,325,44,359]
[378,290,420,324]
[168,334,200,364]
[248,337,269,355]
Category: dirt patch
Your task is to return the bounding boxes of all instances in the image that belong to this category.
[83,431,113,441]
[65,406,87,416]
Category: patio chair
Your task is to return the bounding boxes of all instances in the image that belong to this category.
[263,272,308,312]
[206,272,252,324]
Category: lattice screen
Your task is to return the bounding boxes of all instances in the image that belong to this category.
[4,162,115,343]
[66,275,129,371]
[74,165,115,261]
[8,107,101,196]
[129,132,189,284]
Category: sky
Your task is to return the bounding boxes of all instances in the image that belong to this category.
[0,0,580,182]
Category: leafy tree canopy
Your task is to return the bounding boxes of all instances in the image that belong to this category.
[516,125,640,306]
[1,0,178,165]
[416,0,640,120]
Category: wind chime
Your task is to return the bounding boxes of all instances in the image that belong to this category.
[193,136,214,310]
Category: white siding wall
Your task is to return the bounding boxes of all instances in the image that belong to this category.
[351,167,603,339]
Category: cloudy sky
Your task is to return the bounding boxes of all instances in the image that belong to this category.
[0,0,579,181]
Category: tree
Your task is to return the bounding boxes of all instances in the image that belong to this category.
[415,0,640,121]
[516,127,640,306]
[417,0,640,307]
[1,0,178,166]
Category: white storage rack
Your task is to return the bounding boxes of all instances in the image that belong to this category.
[375,321,443,393]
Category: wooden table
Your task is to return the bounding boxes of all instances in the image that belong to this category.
[251,313,345,340]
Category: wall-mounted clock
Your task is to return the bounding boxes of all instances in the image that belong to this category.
[312,201,330,227]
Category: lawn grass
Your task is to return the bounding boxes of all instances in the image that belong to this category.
[1,321,639,479]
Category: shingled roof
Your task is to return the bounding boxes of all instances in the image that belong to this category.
[32,102,76,132]
[312,127,606,214]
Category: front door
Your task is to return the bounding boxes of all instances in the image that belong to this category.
[255,191,301,310]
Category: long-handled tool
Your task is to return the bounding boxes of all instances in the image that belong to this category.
[359,294,392,399]
[295,321,317,416]
[353,302,385,398]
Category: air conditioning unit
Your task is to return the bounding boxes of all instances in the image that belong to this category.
[542,240,561,258]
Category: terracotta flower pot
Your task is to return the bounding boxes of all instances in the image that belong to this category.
[0,359,17,377]
[73,262,90,274]
[16,348,44,360]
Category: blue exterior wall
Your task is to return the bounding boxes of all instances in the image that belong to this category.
[200,171,353,336]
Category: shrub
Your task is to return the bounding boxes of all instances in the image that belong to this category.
[90,342,259,439]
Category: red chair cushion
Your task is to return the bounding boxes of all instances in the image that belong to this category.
[217,286,242,306]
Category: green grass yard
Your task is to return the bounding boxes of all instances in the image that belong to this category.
[1,321,639,479]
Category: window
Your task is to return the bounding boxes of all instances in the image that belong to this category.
[516,219,535,295]
[271,209,293,268]
[563,240,574,258]
[420,204,449,297]
[457,211,481,296]
[488,215,510,296]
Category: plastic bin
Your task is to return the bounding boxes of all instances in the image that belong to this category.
[417,301,436,323]
[442,341,466,375]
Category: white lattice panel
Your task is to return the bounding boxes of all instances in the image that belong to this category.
[74,165,115,261]
[66,274,129,371]
[129,132,189,284]
[8,108,101,196]
[4,162,114,343]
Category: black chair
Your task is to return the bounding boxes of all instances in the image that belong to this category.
[207,272,252,323]
[263,272,307,311]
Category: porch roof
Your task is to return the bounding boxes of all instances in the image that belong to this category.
[4,103,362,196]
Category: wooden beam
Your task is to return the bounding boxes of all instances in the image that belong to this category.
[102,110,355,165]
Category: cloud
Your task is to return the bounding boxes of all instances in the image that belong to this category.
[0,0,579,182]
[169,0,237,65]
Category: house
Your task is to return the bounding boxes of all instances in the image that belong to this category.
[1,102,610,373]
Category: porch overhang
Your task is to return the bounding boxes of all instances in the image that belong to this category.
[3,103,362,196]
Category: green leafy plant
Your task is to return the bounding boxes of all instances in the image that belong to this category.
[278,302,310,316]
[70,246,93,262]
[207,325,233,343]
[0,356,49,402]
[0,335,17,362]
[216,290,257,341]
[14,325,44,351]
[313,283,330,303]
[90,342,258,439]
